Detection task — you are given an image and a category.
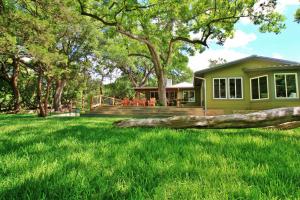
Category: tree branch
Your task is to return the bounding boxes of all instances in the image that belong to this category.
[77,0,118,26]
[171,36,209,47]
[128,53,151,60]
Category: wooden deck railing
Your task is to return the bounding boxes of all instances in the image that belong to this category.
[90,95,199,110]
[90,95,122,110]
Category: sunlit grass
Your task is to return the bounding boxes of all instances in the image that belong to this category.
[0,114,299,199]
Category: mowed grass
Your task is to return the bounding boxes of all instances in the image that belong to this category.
[0,115,299,200]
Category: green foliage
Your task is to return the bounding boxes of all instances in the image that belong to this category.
[0,114,300,199]
[104,76,135,99]
[295,8,300,23]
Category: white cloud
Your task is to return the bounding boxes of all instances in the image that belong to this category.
[276,0,299,13]
[188,49,249,72]
[224,30,257,49]
[238,0,299,24]
[239,17,252,25]
[271,53,284,59]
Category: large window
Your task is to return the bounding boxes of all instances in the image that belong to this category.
[213,78,227,99]
[150,91,158,99]
[229,78,243,99]
[250,75,269,100]
[275,73,298,98]
[183,90,195,102]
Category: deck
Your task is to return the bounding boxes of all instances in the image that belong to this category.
[88,106,223,117]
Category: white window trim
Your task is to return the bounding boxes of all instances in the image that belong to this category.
[213,78,227,99]
[274,73,299,99]
[250,75,269,101]
[183,90,196,102]
[228,77,244,100]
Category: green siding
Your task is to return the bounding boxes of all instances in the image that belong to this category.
[202,59,300,112]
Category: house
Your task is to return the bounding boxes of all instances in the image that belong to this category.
[134,80,197,106]
[194,55,300,113]
[134,55,300,113]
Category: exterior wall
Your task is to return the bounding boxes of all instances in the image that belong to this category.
[202,59,300,113]
[178,87,202,106]
[248,70,300,110]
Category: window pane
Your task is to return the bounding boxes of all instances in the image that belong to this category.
[275,75,286,98]
[259,76,268,99]
[189,91,195,102]
[286,74,297,98]
[183,91,188,101]
[214,79,220,98]
[220,79,226,98]
[229,79,235,98]
[251,78,259,99]
[236,79,242,98]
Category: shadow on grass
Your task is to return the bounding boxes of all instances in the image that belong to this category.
[0,116,299,199]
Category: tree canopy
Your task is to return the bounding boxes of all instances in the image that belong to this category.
[78,0,285,105]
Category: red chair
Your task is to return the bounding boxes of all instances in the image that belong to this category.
[148,98,156,107]
[131,98,140,106]
[139,98,147,107]
[121,98,130,106]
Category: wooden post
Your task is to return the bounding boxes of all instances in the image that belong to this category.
[177,99,180,107]
[99,95,102,107]
[112,97,115,106]
[90,95,93,111]
[81,92,85,111]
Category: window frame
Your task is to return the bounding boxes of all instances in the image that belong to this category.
[228,77,244,100]
[274,73,299,99]
[182,90,195,102]
[213,78,227,99]
[250,75,269,101]
[150,91,158,99]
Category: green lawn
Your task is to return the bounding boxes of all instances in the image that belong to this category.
[0,115,299,199]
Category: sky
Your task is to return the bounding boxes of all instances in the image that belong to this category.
[188,0,300,72]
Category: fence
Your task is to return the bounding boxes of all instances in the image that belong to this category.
[90,95,122,110]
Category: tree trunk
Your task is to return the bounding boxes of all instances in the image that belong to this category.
[37,69,46,117]
[114,107,300,130]
[44,78,52,116]
[0,0,4,14]
[157,71,167,106]
[146,44,167,106]
[53,79,66,111]
[11,57,20,113]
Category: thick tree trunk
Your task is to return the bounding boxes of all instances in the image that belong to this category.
[11,57,20,113]
[37,69,52,117]
[114,107,300,130]
[53,79,66,111]
[157,71,167,106]
[146,44,167,106]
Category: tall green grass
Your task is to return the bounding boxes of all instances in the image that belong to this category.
[0,114,299,199]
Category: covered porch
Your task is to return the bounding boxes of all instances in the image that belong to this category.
[133,82,203,107]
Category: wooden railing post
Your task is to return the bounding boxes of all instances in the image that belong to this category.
[90,95,93,111]
[99,95,102,107]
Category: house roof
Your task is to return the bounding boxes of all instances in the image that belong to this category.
[243,64,300,72]
[134,81,194,90]
[194,55,300,76]
[167,82,193,88]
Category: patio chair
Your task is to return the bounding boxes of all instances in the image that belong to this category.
[131,98,140,106]
[121,98,130,106]
[139,98,147,107]
[148,98,156,107]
